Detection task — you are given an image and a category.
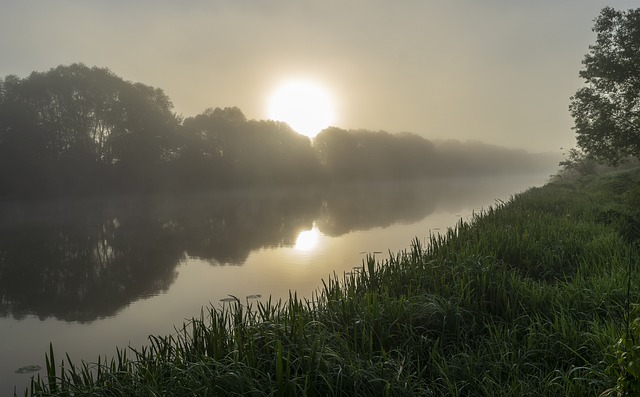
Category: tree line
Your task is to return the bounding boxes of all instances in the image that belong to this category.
[0,64,556,198]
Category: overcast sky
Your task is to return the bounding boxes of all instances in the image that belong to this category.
[1,1,637,152]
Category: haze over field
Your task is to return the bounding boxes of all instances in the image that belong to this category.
[1,0,637,153]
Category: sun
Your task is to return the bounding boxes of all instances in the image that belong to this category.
[267,79,336,138]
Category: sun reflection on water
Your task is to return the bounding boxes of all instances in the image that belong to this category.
[294,223,321,251]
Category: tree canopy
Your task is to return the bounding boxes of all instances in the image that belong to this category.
[570,7,640,165]
[0,64,557,198]
[0,64,180,195]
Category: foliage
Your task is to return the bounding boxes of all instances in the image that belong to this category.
[313,127,438,181]
[0,64,557,198]
[558,148,598,177]
[569,7,640,165]
[21,167,640,396]
[603,304,640,397]
[178,107,322,187]
[0,64,180,196]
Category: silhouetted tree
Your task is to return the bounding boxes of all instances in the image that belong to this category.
[313,127,359,180]
[313,127,437,181]
[431,140,557,176]
[242,119,322,185]
[558,148,598,177]
[0,64,558,197]
[570,7,640,165]
[178,107,321,188]
[0,64,180,197]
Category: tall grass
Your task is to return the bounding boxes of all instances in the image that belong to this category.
[23,168,640,396]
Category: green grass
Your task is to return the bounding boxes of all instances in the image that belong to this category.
[23,168,640,396]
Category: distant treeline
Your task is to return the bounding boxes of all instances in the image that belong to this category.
[0,64,558,198]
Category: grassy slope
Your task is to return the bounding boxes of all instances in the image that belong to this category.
[27,168,640,396]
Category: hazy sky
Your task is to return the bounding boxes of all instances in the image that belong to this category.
[1,1,637,152]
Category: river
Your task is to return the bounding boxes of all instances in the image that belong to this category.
[1,174,550,393]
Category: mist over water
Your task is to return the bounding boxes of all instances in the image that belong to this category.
[1,173,549,393]
[0,64,565,393]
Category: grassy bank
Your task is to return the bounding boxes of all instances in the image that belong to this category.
[24,168,640,396]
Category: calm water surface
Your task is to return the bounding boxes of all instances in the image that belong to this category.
[1,175,549,393]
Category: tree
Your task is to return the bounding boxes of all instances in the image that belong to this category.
[312,128,437,181]
[178,107,321,188]
[569,7,640,165]
[0,64,180,196]
[558,148,597,177]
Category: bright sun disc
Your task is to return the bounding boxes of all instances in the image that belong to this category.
[267,79,336,138]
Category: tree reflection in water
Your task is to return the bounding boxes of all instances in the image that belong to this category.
[0,179,474,323]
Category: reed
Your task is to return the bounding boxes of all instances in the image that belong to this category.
[23,168,640,396]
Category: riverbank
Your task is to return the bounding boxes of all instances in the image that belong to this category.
[24,168,640,396]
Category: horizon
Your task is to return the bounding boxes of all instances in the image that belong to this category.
[1,1,638,152]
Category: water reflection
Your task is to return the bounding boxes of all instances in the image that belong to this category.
[316,179,442,236]
[0,197,184,322]
[0,176,538,322]
[294,223,321,251]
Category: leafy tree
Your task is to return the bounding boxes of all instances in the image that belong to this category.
[178,107,250,187]
[0,64,180,196]
[313,127,359,180]
[0,64,558,197]
[313,127,437,181]
[570,7,640,165]
[558,148,597,177]
[242,119,322,185]
[178,107,321,188]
